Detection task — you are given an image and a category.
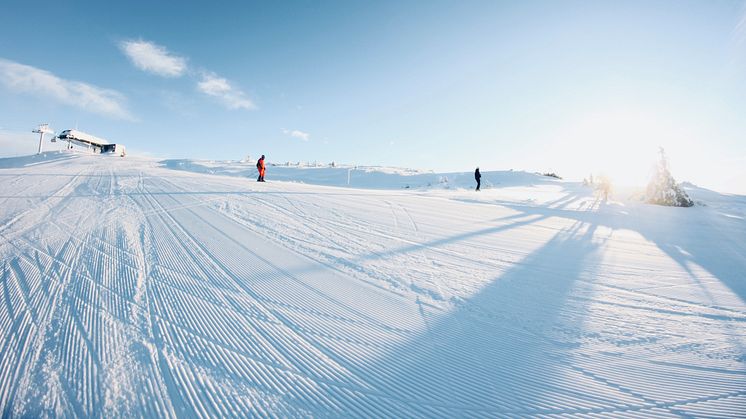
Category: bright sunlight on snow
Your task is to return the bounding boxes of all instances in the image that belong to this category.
[1,151,744,417]
[4,0,746,416]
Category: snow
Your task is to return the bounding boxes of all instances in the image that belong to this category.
[160,158,559,191]
[1,151,744,417]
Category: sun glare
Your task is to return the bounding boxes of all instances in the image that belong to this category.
[554,107,695,187]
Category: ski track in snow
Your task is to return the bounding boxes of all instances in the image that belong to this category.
[0,154,745,417]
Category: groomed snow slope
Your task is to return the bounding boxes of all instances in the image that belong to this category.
[1,152,745,417]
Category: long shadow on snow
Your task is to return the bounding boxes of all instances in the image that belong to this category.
[315,193,744,414]
[343,189,592,267]
[626,205,746,306]
[497,201,746,306]
[164,192,605,414]
[142,180,618,414]
[132,180,742,413]
[344,220,608,415]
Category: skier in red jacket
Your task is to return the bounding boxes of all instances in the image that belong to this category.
[256,155,266,182]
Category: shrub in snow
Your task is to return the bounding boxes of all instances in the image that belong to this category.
[646,148,693,207]
[542,172,562,179]
[595,175,612,201]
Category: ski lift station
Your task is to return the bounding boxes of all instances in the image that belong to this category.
[55,129,126,156]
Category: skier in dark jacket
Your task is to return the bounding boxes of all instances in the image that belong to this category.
[256,155,266,182]
[475,167,481,191]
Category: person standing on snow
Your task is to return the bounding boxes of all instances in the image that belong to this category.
[256,155,266,182]
[475,167,481,191]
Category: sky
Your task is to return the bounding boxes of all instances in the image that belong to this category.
[1,0,745,193]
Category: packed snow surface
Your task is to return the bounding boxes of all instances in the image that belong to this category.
[1,152,745,417]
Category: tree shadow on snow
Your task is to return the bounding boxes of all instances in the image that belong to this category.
[496,199,746,307]
[346,219,609,415]
[314,190,745,414]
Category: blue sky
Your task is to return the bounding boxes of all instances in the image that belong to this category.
[1,0,745,192]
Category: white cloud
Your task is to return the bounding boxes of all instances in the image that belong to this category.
[119,40,187,77]
[282,128,310,142]
[0,58,133,120]
[118,40,256,111]
[197,72,256,110]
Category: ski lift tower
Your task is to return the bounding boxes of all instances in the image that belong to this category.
[32,123,54,154]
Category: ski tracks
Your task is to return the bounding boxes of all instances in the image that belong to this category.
[134,176,428,416]
[1,158,744,417]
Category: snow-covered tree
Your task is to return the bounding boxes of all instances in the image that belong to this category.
[646,147,693,207]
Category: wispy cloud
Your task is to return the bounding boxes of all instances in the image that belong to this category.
[737,3,746,45]
[0,58,133,120]
[117,39,256,111]
[282,128,310,142]
[119,40,187,77]
[197,72,256,110]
